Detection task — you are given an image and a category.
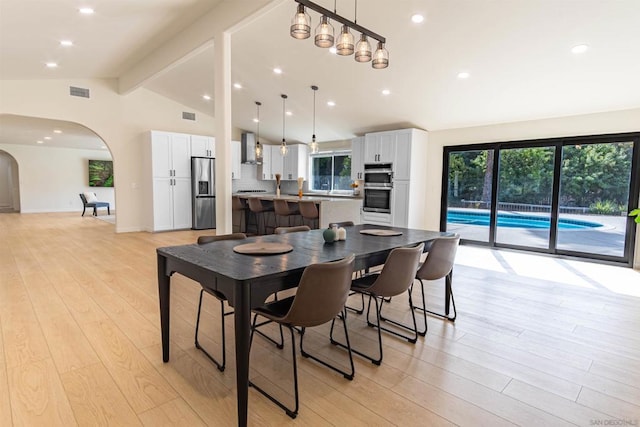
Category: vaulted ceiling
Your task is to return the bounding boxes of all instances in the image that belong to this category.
[2,0,640,148]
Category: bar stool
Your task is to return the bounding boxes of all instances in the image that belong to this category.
[247,198,276,235]
[273,199,301,228]
[298,201,319,229]
[232,196,248,233]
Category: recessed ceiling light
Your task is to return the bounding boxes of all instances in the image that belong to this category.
[60,40,73,47]
[46,62,58,68]
[327,101,336,107]
[411,14,424,23]
[329,47,337,54]
[44,136,52,140]
[53,129,62,134]
[286,111,293,116]
[233,83,242,89]
[36,140,43,144]
[273,67,283,74]
[101,146,107,149]
[382,89,391,96]
[457,72,470,79]
[571,44,589,54]
[79,7,94,15]
[202,94,211,100]
[253,118,259,123]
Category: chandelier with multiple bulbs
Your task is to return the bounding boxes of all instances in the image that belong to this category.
[290,0,389,69]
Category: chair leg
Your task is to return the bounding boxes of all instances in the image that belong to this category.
[345,291,365,314]
[107,206,111,215]
[301,309,355,380]
[249,326,299,419]
[331,294,384,365]
[195,289,233,372]
[82,206,86,216]
[93,206,97,216]
[252,313,285,349]
[377,289,420,342]
[412,273,457,322]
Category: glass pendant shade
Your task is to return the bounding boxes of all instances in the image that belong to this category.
[310,137,319,154]
[255,101,263,159]
[290,4,311,39]
[280,141,289,156]
[372,42,389,69]
[336,25,354,55]
[255,141,262,158]
[314,16,334,48]
[354,34,372,62]
[280,94,288,157]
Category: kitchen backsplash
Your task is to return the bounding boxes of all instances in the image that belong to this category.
[232,164,275,192]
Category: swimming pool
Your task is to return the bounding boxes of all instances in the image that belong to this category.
[447,210,603,230]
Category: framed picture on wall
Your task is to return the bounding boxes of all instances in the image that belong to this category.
[88,159,114,187]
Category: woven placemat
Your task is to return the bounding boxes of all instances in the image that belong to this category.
[233,242,293,255]
[359,229,403,236]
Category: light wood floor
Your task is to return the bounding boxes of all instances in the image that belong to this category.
[1,212,639,426]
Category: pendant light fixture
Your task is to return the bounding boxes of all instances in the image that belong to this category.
[291,0,388,68]
[309,85,319,154]
[372,41,389,69]
[254,101,263,159]
[290,3,311,39]
[280,94,289,156]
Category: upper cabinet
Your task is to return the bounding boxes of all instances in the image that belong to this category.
[283,144,308,180]
[150,130,191,178]
[259,145,292,180]
[231,140,241,180]
[351,136,365,181]
[364,131,396,164]
[191,135,215,158]
[260,145,272,180]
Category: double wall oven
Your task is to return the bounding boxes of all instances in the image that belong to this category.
[363,163,393,214]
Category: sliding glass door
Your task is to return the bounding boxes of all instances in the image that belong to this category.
[442,133,639,265]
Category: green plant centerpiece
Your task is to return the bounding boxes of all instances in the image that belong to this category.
[629,208,640,224]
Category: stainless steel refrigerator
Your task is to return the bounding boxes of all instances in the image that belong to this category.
[191,156,216,230]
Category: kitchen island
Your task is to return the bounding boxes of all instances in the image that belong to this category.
[234,193,362,232]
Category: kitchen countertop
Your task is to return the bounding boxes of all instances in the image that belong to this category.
[234,193,362,203]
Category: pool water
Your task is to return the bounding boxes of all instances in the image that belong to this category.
[447,210,603,230]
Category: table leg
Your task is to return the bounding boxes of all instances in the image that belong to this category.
[234,283,251,427]
[158,254,171,362]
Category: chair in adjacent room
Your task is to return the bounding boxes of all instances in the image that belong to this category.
[79,192,110,216]
[247,198,276,235]
[298,201,319,229]
[249,254,356,419]
[412,235,460,334]
[274,225,311,234]
[273,199,301,228]
[332,243,424,365]
[195,232,247,371]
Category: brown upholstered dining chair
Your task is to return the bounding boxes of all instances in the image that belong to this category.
[332,243,424,365]
[249,254,356,419]
[298,201,319,229]
[274,225,311,234]
[412,235,460,335]
[195,232,247,371]
[247,198,276,235]
[273,199,300,228]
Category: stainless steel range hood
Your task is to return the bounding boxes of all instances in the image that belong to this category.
[241,132,258,164]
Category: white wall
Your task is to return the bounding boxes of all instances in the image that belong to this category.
[0,78,216,232]
[0,144,114,213]
[429,107,640,268]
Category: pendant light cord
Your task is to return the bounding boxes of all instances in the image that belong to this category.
[354,0,357,24]
[282,95,286,143]
[312,88,316,141]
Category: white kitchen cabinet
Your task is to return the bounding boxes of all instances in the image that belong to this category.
[260,144,272,180]
[231,140,241,180]
[191,135,215,158]
[392,180,410,228]
[351,136,364,181]
[393,130,412,180]
[147,130,193,231]
[259,145,285,180]
[364,131,396,164]
[282,144,308,180]
[271,145,284,179]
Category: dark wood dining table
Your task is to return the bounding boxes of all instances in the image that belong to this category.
[157,224,451,426]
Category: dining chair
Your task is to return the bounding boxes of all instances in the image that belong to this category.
[274,225,311,234]
[331,243,424,365]
[232,196,248,233]
[273,199,301,228]
[412,235,460,334]
[249,254,356,419]
[298,201,319,229]
[195,232,247,371]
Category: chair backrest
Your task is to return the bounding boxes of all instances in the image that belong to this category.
[368,243,425,297]
[79,193,88,204]
[247,198,266,213]
[273,199,292,216]
[281,254,355,327]
[329,221,354,228]
[197,233,247,245]
[298,201,318,219]
[274,225,311,234]
[232,196,245,211]
[416,235,460,281]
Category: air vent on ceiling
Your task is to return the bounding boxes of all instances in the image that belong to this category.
[69,86,90,98]
[182,112,196,121]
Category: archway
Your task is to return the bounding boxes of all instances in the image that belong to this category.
[0,150,20,212]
